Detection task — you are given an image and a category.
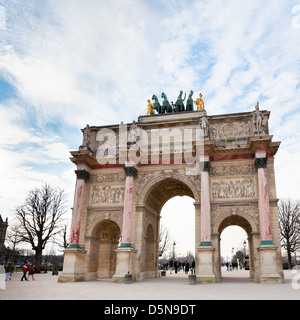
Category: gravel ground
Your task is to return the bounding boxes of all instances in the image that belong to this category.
[1,268,299,300]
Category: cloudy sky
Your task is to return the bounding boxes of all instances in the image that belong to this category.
[1,0,300,257]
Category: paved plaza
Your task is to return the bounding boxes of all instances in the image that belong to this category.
[1,268,299,300]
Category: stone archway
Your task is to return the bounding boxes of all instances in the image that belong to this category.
[134,173,200,280]
[59,107,284,284]
[212,206,261,281]
[87,220,121,279]
[217,214,256,281]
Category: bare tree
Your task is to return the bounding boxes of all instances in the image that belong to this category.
[159,224,171,256]
[14,184,67,270]
[59,224,69,251]
[278,199,300,269]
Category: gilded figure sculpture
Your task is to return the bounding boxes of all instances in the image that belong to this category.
[194,93,205,110]
[146,99,155,115]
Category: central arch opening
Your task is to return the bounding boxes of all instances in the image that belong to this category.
[160,196,195,272]
[141,176,198,279]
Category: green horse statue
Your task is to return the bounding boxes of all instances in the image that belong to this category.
[186,90,194,111]
[152,94,164,113]
[175,90,186,112]
[161,92,173,113]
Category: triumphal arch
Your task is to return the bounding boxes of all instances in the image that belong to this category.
[59,95,284,284]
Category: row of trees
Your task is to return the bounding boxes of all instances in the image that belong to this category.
[3,183,300,270]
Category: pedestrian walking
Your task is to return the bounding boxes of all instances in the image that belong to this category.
[52,260,59,276]
[191,259,195,274]
[185,260,189,274]
[28,264,35,280]
[5,263,12,281]
[21,261,29,281]
[175,260,180,274]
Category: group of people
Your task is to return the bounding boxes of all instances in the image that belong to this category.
[3,260,60,282]
[162,259,196,275]
[20,262,35,281]
[223,261,239,271]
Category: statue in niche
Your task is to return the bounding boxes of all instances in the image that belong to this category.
[253,102,266,133]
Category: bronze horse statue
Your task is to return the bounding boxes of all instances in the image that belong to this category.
[186,90,194,111]
[161,92,173,113]
[175,91,186,112]
[152,94,164,113]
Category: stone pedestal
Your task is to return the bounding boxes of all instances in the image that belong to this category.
[258,244,282,283]
[58,247,86,282]
[188,274,197,285]
[112,247,137,282]
[196,244,216,283]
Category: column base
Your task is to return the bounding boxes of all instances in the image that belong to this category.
[258,244,282,284]
[112,246,137,282]
[196,243,216,283]
[58,246,86,283]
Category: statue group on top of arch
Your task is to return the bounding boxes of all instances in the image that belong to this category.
[146,91,205,115]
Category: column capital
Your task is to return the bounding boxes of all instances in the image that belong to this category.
[75,169,90,181]
[123,166,138,177]
[254,157,268,169]
[200,160,211,173]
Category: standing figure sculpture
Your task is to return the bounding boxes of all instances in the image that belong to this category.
[82,124,91,146]
[194,93,205,110]
[161,92,173,113]
[200,116,209,138]
[146,99,155,115]
[186,90,194,111]
[252,102,265,133]
[152,94,164,114]
[175,90,186,112]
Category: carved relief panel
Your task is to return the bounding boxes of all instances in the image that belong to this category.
[211,178,256,200]
[89,172,126,206]
[90,185,125,205]
[210,121,252,140]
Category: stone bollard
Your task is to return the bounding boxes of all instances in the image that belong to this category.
[188,274,196,285]
[161,270,166,276]
[124,272,132,284]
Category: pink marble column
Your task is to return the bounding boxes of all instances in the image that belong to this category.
[255,154,274,245]
[200,161,212,246]
[120,165,138,247]
[69,169,90,248]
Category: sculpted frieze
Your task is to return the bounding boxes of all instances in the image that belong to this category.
[91,185,125,204]
[212,178,255,199]
[210,121,252,140]
[211,164,256,176]
[90,173,125,183]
